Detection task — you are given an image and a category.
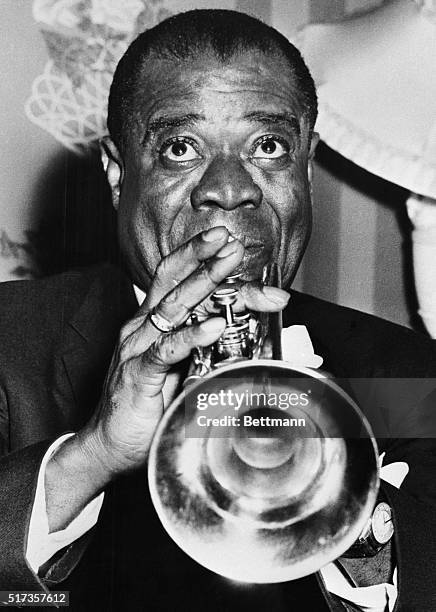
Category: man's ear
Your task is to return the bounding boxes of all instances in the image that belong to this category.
[99,136,124,210]
[308,131,320,185]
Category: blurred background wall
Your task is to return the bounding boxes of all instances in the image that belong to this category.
[0,0,417,328]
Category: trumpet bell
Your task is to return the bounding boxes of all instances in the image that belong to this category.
[148,361,379,583]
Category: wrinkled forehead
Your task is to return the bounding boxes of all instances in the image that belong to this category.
[125,50,307,148]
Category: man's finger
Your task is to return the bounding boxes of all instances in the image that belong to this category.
[142,226,230,312]
[121,241,244,359]
[130,317,226,398]
[237,282,290,312]
[192,281,291,320]
[154,239,244,324]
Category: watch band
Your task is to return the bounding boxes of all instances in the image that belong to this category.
[341,502,394,558]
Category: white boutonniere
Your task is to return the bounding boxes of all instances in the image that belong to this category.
[281,325,324,369]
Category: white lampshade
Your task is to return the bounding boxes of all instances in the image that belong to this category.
[300,0,436,199]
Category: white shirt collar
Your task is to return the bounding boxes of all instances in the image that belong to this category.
[133,284,146,306]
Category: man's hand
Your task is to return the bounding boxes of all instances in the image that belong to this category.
[44,226,290,532]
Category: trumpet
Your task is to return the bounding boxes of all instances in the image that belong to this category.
[148,267,379,583]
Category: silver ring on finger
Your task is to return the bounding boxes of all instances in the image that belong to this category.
[148,308,177,333]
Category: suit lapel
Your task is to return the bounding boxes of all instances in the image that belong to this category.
[58,266,137,429]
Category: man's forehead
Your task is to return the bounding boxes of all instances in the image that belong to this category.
[136,52,303,124]
[143,110,301,145]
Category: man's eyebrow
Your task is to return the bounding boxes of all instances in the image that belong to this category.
[143,113,205,143]
[242,111,301,137]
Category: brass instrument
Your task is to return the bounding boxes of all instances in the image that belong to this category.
[148,267,379,583]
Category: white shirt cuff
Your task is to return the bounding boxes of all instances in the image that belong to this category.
[320,564,397,612]
[26,433,105,573]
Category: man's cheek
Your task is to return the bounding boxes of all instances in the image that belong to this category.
[145,173,192,213]
[137,190,185,258]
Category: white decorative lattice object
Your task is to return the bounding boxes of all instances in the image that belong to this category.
[26,0,172,151]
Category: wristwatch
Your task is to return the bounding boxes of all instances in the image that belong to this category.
[341,502,394,558]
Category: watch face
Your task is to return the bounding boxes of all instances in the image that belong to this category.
[371,502,394,544]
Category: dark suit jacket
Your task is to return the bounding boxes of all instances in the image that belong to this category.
[0,264,435,611]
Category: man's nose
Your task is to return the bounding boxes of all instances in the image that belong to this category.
[191,156,262,211]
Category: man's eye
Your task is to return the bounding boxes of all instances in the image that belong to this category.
[251,137,289,159]
[161,139,200,162]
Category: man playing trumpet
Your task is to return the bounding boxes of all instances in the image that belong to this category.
[0,10,435,611]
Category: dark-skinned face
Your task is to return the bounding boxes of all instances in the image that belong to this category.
[110,50,317,290]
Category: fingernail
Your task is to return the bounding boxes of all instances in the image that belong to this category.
[200,317,226,334]
[202,227,227,242]
[216,241,239,258]
[262,286,290,305]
